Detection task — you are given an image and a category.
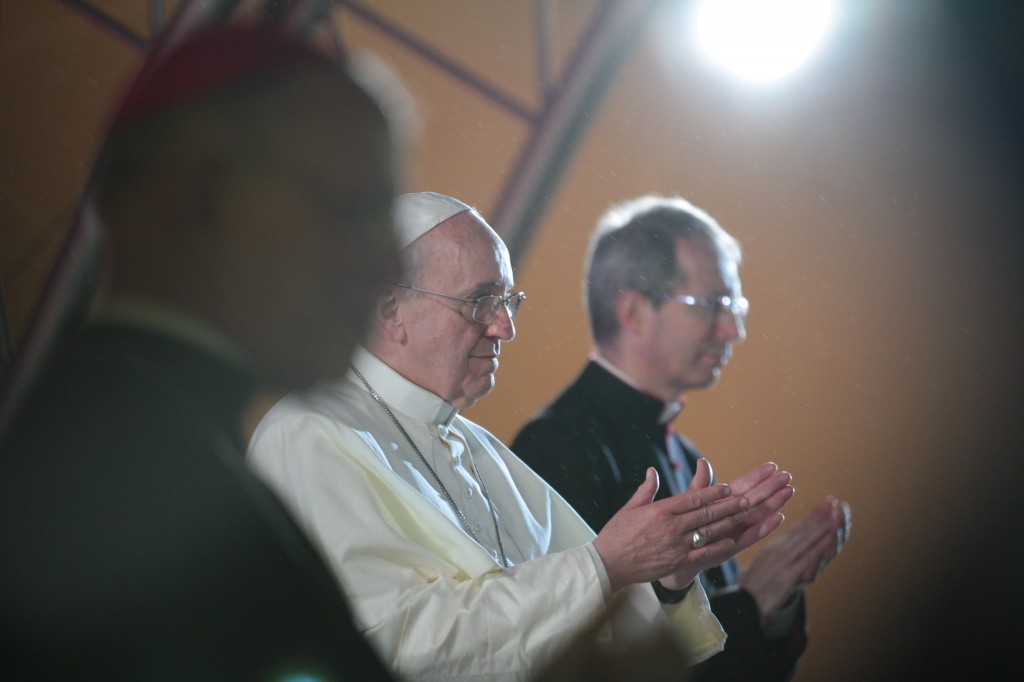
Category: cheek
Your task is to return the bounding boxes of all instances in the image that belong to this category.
[411,320,463,368]
[461,363,495,402]
[659,334,702,371]
[457,337,491,378]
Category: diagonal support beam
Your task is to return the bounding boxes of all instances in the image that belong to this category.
[339,0,537,124]
[491,0,661,265]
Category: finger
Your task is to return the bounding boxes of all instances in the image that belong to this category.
[740,485,795,527]
[799,528,840,583]
[697,511,749,546]
[689,457,713,490]
[819,497,851,554]
[660,483,735,516]
[837,499,853,544]
[727,462,779,496]
[621,467,660,510]
[812,497,849,545]
[666,528,742,572]
[828,499,852,557]
[683,494,754,541]
[687,537,740,569]
[731,509,789,556]
[815,495,850,530]
[767,503,837,560]
[755,511,786,542]
[741,471,794,508]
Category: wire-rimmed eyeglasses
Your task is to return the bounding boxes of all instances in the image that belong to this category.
[666,294,749,322]
[395,284,526,324]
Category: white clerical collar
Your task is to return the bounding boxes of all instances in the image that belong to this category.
[659,400,684,425]
[349,346,459,427]
[592,353,683,425]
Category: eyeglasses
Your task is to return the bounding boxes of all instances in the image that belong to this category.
[666,294,749,322]
[395,284,526,324]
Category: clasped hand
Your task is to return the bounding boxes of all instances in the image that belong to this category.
[594,459,793,593]
[739,494,852,616]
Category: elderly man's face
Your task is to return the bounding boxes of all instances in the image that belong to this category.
[399,212,516,409]
[641,238,746,398]
[215,70,400,388]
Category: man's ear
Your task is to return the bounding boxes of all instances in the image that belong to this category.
[375,288,407,343]
[615,289,653,336]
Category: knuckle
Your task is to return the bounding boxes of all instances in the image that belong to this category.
[684,489,703,509]
[702,497,734,524]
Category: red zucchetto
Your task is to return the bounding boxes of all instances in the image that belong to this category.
[108,23,338,133]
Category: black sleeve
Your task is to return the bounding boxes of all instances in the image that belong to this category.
[676,438,808,682]
[694,588,808,682]
[511,415,624,533]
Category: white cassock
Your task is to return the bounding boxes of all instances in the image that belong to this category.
[247,347,725,682]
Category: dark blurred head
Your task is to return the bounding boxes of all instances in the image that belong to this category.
[92,24,406,389]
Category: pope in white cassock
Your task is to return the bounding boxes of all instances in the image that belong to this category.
[247,192,795,681]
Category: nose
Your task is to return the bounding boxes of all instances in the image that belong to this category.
[716,309,746,344]
[485,304,516,342]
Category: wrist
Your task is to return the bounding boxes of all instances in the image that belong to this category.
[760,589,803,638]
[652,578,694,604]
[659,571,698,591]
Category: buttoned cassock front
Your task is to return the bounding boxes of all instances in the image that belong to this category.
[247,347,725,681]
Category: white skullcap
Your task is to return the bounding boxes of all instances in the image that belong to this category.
[394,192,473,249]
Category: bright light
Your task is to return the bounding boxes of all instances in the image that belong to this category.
[693,0,838,83]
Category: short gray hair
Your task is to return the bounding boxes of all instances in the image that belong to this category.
[585,195,742,347]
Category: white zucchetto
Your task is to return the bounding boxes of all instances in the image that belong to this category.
[394,192,474,249]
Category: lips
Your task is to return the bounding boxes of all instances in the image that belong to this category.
[472,343,500,360]
[470,353,499,373]
[703,348,729,365]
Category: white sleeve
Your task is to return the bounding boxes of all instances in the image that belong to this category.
[248,410,615,682]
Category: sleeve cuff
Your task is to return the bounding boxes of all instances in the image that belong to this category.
[651,579,694,604]
[761,588,803,638]
[584,542,612,599]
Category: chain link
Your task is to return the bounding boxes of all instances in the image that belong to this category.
[352,367,509,567]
